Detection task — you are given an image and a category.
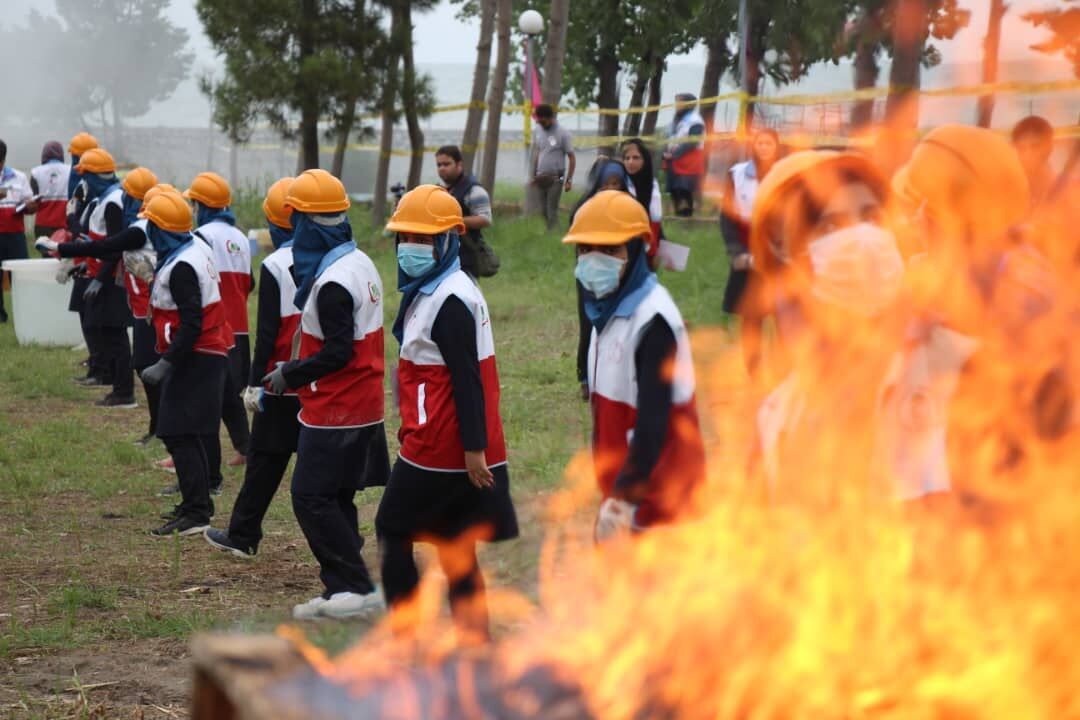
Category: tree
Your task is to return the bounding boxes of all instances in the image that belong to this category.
[372,1,407,224]
[697,2,737,140]
[481,0,513,195]
[1025,1,1080,78]
[394,0,439,187]
[976,0,1008,127]
[540,0,571,104]
[461,0,497,174]
[324,0,383,178]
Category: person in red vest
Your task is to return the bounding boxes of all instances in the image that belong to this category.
[563,190,706,541]
[204,177,302,559]
[260,170,390,620]
[29,141,69,254]
[138,189,229,537]
[0,139,35,323]
[663,93,706,217]
[376,185,518,645]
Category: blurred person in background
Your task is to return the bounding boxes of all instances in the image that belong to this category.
[29,141,69,254]
[621,138,665,268]
[530,103,577,230]
[435,145,498,278]
[663,93,706,217]
[1011,115,1055,213]
[0,139,35,323]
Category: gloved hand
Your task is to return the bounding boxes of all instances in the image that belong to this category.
[261,364,289,395]
[242,385,265,413]
[35,236,59,255]
[124,249,157,285]
[140,358,174,386]
[55,259,76,285]
[594,498,637,543]
[83,278,103,302]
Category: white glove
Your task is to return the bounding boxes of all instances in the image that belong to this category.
[36,236,59,254]
[124,249,157,284]
[55,259,75,285]
[595,498,637,543]
[242,385,265,413]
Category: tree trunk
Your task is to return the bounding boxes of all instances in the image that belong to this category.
[110,100,124,160]
[622,62,650,138]
[229,141,239,189]
[743,18,767,129]
[298,0,321,170]
[885,0,928,132]
[699,41,725,135]
[462,0,496,174]
[480,0,511,196]
[596,39,620,156]
[540,0,570,105]
[642,55,664,137]
[331,94,358,179]
[372,10,403,224]
[398,1,424,188]
[850,42,880,129]
[975,0,1007,128]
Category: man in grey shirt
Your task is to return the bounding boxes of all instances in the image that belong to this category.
[530,104,576,230]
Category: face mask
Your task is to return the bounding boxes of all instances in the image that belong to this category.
[575,251,626,299]
[808,223,904,318]
[398,242,436,278]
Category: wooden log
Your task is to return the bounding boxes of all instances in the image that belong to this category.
[190,634,313,720]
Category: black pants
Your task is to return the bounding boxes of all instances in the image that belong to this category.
[133,320,161,434]
[100,325,134,397]
[227,450,292,550]
[222,341,251,455]
[671,188,694,217]
[291,425,383,596]
[576,280,590,384]
[81,316,109,382]
[162,434,214,523]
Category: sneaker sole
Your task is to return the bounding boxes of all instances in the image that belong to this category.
[318,604,385,620]
[150,524,209,538]
[100,403,138,409]
[203,531,255,560]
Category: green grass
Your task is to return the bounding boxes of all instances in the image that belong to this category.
[0,207,731,713]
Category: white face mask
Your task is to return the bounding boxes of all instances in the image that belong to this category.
[808,223,905,318]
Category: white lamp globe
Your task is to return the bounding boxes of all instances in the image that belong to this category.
[519,10,544,35]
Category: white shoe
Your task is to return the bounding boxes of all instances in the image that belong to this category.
[291,595,328,620]
[318,589,386,619]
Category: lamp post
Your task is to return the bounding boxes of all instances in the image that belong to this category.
[519,10,544,197]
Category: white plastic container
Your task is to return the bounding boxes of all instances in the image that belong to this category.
[1,259,84,346]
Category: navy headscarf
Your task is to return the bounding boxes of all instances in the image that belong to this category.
[148,225,193,272]
[67,157,81,199]
[269,223,293,250]
[195,202,236,228]
[392,231,461,344]
[41,141,64,164]
[292,211,356,309]
[82,172,119,204]
[120,192,142,228]
[571,160,631,225]
[580,237,657,332]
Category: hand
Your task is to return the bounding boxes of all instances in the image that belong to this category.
[261,364,289,395]
[83,278,103,302]
[563,179,573,192]
[140,358,173,386]
[464,450,494,490]
[55,259,75,285]
[24,199,39,214]
[732,253,754,271]
[36,237,59,255]
[242,385,265,413]
[595,497,637,542]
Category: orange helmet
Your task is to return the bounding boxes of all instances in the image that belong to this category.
[183,171,232,208]
[142,183,179,207]
[75,148,116,174]
[386,184,465,235]
[139,190,193,233]
[285,169,350,214]
[121,167,159,200]
[562,190,650,246]
[68,132,98,156]
[263,176,295,229]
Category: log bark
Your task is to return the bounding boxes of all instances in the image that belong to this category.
[540,0,570,105]
[462,0,496,174]
[480,0,512,196]
[975,0,1008,128]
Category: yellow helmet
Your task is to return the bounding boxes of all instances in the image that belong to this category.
[892,124,1028,239]
[183,171,232,208]
[121,167,159,200]
[284,169,350,214]
[263,176,296,229]
[562,190,650,246]
[68,132,98,156]
[75,148,116,174]
[139,190,194,233]
[385,184,465,235]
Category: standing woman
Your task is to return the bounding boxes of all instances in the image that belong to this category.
[63,133,99,371]
[621,138,664,264]
[721,128,780,376]
[29,141,70,252]
[563,190,706,540]
[260,170,389,620]
[376,185,518,645]
[138,189,229,537]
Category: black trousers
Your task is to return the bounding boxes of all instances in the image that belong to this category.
[228,451,292,550]
[671,188,694,217]
[133,320,161,434]
[291,425,384,596]
[162,434,214,523]
[222,340,251,455]
[81,315,109,382]
[576,280,590,384]
[100,325,134,397]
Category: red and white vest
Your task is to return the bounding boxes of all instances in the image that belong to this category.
[398,270,507,472]
[297,249,384,428]
[195,220,252,337]
[150,242,229,357]
[0,167,32,234]
[587,283,705,525]
[85,186,124,277]
[668,108,706,177]
[728,160,759,223]
[122,219,154,319]
[261,245,300,395]
[30,162,70,228]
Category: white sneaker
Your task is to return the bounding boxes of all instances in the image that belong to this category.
[318,589,386,619]
[291,595,328,620]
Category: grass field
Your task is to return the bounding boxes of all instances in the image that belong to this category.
[0,204,733,718]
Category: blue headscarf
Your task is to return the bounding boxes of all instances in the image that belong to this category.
[67,157,81,199]
[292,211,356,309]
[597,161,631,189]
[148,225,194,272]
[120,192,142,228]
[195,202,236,227]
[83,173,119,204]
[581,238,657,332]
[392,231,461,344]
[269,223,293,250]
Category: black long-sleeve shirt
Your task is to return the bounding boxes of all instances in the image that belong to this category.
[162,262,203,366]
[719,173,749,261]
[280,282,353,388]
[430,295,487,452]
[57,224,147,258]
[92,203,125,283]
[612,314,677,499]
[249,263,286,386]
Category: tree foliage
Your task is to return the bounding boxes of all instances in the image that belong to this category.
[1025,1,1080,78]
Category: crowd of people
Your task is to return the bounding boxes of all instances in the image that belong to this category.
[0,100,1075,643]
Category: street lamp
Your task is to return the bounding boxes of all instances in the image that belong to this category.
[519,10,545,201]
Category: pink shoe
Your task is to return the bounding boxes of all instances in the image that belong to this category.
[227,453,247,467]
[154,456,176,472]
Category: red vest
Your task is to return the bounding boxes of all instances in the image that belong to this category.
[261,245,301,395]
[296,249,384,428]
[30,162,70,228]
[122,220,153,319]
[397,270,507,472]
[0,168,31,234]
[587,283,705,525]
[195,220,252,337]
[150,242,229,357]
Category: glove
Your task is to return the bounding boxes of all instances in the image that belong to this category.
[55,259,76,285]
[242,385,265,413]
[595,498,637,543]
[83,278,103,302]
[140,358,174,386]
[124,249,157,285]
[36,236,59,255]
[261,364,289,395]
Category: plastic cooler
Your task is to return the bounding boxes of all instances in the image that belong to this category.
[1,259,84,346]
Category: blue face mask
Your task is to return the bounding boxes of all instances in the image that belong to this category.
[398,242,437,278]
[575,251,625,299]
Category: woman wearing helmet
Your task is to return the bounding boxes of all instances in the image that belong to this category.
[259,169,390,621]
[564,190,706,541]
[204,177,303,560]
[376,184,517,645]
